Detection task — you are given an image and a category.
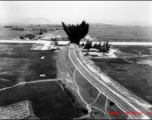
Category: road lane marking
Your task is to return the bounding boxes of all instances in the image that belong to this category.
[77,44,152,107]
[68,45,132,118]
[69,44,150,119]
[80,49,152,109]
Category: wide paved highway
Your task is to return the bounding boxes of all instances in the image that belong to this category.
[68,44,152,119]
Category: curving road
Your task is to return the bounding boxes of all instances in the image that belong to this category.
[68,44,152,119]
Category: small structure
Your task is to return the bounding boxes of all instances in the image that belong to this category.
[0,100,39,119]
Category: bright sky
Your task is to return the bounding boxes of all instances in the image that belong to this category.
[0,1,152,24]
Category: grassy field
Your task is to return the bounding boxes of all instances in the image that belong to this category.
[74,70,99,104]
[0,27,27,40]
[113,45,152,55]
[0,43,57,88]
[91,46,152,104]
[0,81,83,119]
[0,43,87,119]
[88,24,152,42]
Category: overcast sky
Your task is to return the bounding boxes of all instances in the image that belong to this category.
[0,1,152,24]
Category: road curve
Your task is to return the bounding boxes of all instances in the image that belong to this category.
[68,44,152,119]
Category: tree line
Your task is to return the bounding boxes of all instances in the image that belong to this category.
[80,41,111,53]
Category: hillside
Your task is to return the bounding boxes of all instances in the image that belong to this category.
[92,19,152,27]
[15,17,55,24]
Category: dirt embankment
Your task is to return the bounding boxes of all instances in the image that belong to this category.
[55,46,89,113]
[58,80,88,115]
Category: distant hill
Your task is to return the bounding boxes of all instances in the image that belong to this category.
[92,19,152,27]
[14,17,55,24]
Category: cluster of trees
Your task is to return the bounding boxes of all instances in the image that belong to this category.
[11,27,25,31]
[32,28,48,32]
[32,27,63,32]
[38,28,47,35]
[33,28,48,36]
[48,28,62,31]
[55,27,63,30]
[20,33,36,39]
[4,25,13,28]
[81,41,111,52]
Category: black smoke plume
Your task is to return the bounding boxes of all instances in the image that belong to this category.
[62,21,89,45]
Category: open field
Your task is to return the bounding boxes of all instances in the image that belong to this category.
[0,80,83,119]
[74,70,99,104]
[2,24,152,42]
[88,24,152,42]
[91,45,152,104]
[0,43,87,119]
[0,43,57,88]
[47,24,152,42]
[113,45,152,55]
[0,27,27,40]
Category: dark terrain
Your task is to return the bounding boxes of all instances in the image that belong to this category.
[0,43,84,119]
[91,45,152,104]
[0,43,57,88]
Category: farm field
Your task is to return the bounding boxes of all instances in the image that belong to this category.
[0,80,84,119]
[0,43,86,119]
[88,24,152,42]
[0,43,57,89]
[91,45,152,104]
[0,26,27,40]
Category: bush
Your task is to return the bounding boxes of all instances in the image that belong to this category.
[84,40,92,50]
[20,36,24,39]
[97,41,110,52]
